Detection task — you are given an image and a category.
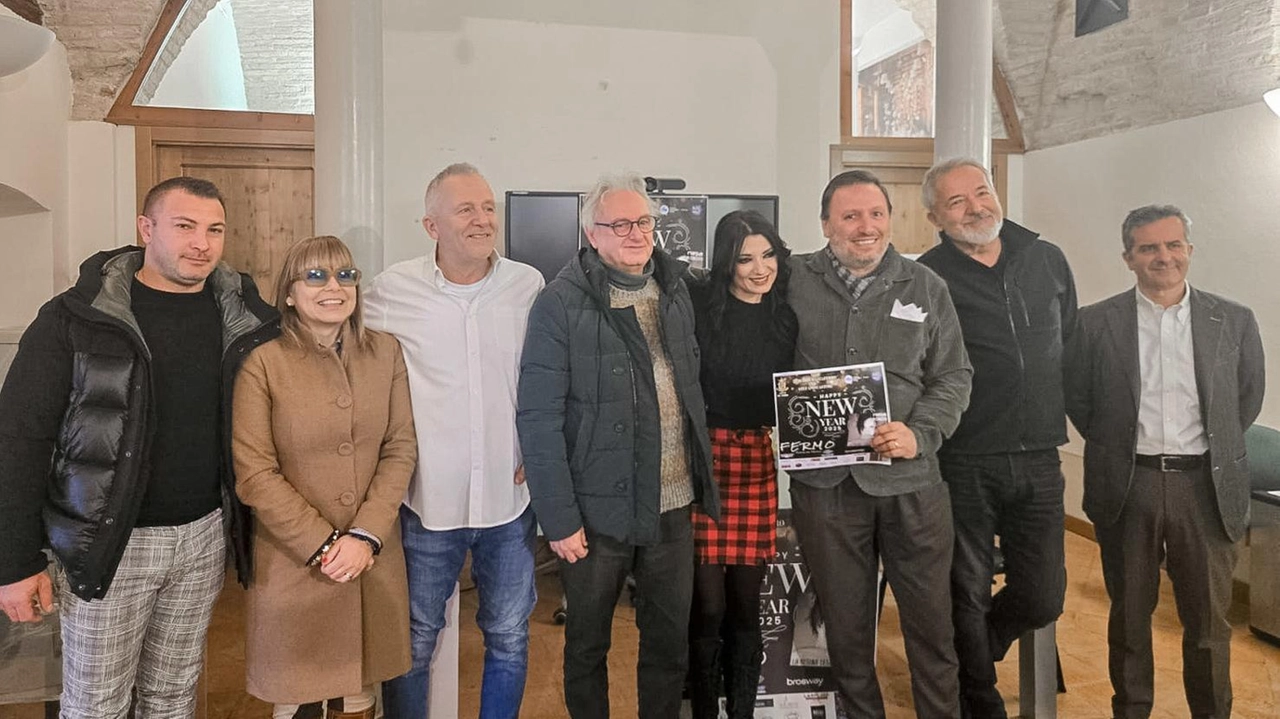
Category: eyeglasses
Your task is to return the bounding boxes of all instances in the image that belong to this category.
[593,215,657,237]
[300,267,361,287]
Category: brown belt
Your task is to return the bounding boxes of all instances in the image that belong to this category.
[1134,453,1208,472]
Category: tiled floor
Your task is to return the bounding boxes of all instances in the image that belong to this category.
[4,530,1279,718]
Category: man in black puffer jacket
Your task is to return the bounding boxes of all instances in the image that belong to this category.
[0,177,279,718]
[517,172,718,719]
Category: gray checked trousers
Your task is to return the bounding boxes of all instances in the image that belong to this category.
[53,509,226,719]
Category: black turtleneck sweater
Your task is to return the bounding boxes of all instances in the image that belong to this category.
[692,291,797,429]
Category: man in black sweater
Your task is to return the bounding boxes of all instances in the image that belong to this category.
[917,158,1078,719]
[0,177,278,717]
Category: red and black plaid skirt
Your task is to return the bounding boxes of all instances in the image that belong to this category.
[692,427,779,565]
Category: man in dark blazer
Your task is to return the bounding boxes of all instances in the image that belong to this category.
[1065,204,1265,719]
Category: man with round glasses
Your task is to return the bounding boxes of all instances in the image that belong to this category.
[517,172,719,718]
[0,176,279,716]
[365,163,544,719]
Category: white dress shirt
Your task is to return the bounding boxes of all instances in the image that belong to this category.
[364,250,544,530]
[1134,283,1208,455]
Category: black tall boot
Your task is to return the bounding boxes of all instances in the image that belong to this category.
[689,636,723,719]
[723,630,763,719]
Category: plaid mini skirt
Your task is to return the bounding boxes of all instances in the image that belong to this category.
[692,427,778,565]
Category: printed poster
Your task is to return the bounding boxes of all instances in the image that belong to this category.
[773,363,891,471]
[652,195,708,269]
[752,510,842,719]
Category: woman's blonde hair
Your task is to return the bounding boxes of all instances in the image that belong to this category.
[272,235,369,351]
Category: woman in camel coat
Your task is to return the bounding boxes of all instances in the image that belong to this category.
[232,235,416,718]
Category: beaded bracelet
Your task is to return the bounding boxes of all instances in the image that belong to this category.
[307,529,343,567]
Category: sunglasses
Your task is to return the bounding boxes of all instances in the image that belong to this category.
[300,267,361,287]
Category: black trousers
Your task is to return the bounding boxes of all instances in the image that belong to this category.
[1095,464,1237,719]
[791,479,960,719]
[559,506,694,719]
[941,450,1067,719]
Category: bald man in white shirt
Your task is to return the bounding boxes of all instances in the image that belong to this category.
[365,163,544,719]
[1066,204,1265,719]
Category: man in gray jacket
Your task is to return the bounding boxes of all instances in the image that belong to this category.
[787,169,972,718]
[516,172,719,719]
[1066,205,1264,719]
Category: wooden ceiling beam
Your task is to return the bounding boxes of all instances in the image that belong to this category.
[993,60,1026,152]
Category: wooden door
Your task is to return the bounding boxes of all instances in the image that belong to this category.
[829,139,1015,256]
[136,127,315,302]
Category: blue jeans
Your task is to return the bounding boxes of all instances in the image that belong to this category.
[381,505,537,719]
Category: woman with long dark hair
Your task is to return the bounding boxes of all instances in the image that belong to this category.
[688,210,797,718]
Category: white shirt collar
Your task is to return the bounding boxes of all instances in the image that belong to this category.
[425,248,502,290]
[1134,281,1191,321]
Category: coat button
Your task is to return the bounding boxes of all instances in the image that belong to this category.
[104,517,114,525]
[339,492,356,506]
[338,442,354,456]
[613,422,625,433]
[612,366,624,376]
[336,395,353,408]
[614,481,626,492]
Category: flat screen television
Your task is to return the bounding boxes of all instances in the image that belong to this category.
[506,191,780,283]
[504,191,582,284]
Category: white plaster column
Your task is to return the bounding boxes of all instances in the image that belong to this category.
[934,0,993,167]
[314,0,385,274]
[314,3,459,716]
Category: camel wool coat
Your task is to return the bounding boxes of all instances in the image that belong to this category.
[232,328,416,704]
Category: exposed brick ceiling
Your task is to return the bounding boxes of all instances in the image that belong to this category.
[0,0,41,24]
[40,0,169,121]
[995,0,1280,147]
[32,0,1280,149]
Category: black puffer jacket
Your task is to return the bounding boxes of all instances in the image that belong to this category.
[516,248,718,546]
[0,247,279,600]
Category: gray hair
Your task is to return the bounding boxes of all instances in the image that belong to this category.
[423,162,484,216]
[1121,204,1192,253]
[580,172,658,235]
[921,157,995,210]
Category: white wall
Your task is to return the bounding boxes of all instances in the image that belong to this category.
[1024,102,1280,521]
[380,0,840,266]
[0,7,135,333]
[66,121,138,284]
[0,7,70,329]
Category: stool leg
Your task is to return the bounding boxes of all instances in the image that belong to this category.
[1018,622,1058,719]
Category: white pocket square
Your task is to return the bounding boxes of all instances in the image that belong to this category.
[890,299,927,323]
